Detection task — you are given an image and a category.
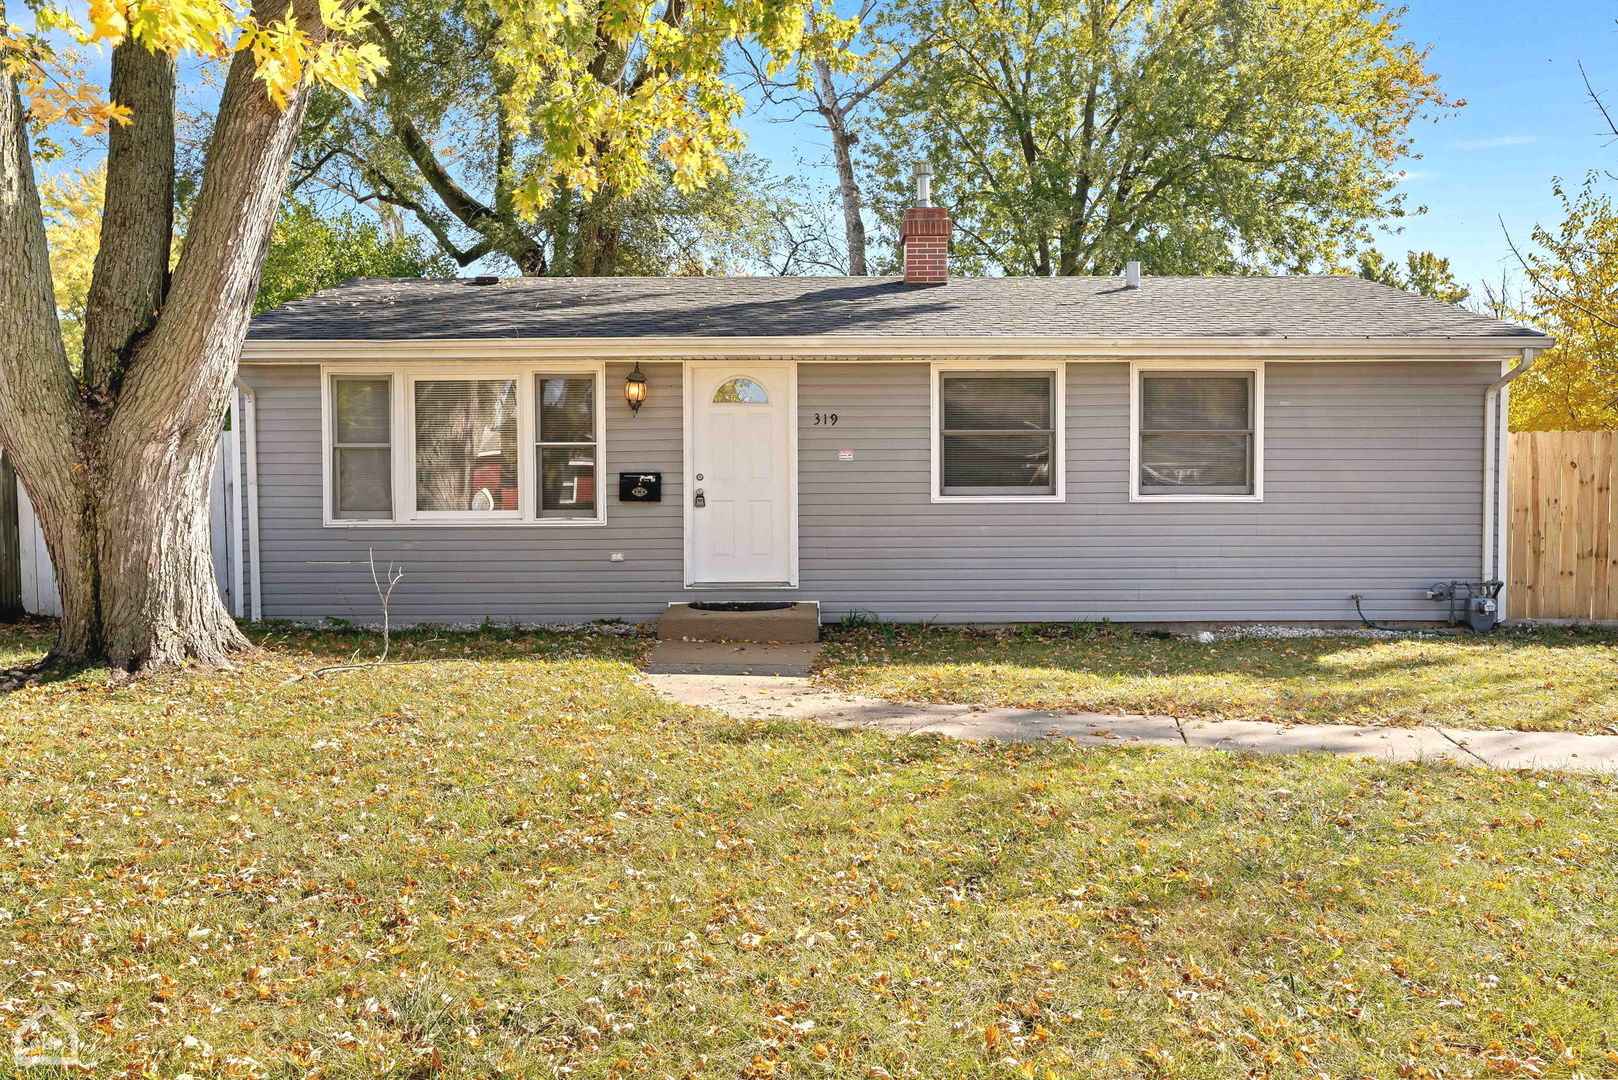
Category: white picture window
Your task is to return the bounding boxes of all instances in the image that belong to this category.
[414,378,520,516]
[1134,368,1260,499]
[935,370,1060,499]
[330,376,393,520]
[323,365,605,525]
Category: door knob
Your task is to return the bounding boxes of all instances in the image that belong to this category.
[693,488,705,508]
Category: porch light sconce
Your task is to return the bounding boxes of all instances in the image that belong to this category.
[625,365,648,415]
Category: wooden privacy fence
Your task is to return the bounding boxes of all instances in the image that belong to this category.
[1509,430,1618,620]
[0,454,20,618]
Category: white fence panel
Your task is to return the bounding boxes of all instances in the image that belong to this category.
[15,482,59,617]
[14,434,238,618]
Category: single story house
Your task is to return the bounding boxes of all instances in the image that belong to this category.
[233,203,1550,628]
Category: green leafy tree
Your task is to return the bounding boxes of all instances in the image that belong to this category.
[256,200,452,311]
[47,173,442,347]
[1353,248,1470,305]
[863,0,1453,276]
[293,0,843,275]
[1508,176,1618,431]
[1,0,836,672]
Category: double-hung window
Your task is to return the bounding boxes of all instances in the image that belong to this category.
[535,374,598,519]
[324,365,605,524]
[1133,366,1261,499]
[934,368,1063,500]
[330,376,394,520]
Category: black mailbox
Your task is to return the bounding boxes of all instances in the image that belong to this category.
[618,472,662,502]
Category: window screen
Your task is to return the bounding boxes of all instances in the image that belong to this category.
[1138,372,1254,496]
[414,379,519,513]
[536,374,598,518]
[331,376,392,519]
[939,373,1055,496]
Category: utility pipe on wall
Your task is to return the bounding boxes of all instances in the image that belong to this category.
[1482,348,1537,588]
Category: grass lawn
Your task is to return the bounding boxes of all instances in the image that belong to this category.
[816,624,1618,735]
[2,622,1617,1079]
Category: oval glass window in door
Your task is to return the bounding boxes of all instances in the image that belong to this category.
[713,377,769,404]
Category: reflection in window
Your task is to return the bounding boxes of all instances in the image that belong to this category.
[713,377,769,404]
[537,374,598,518]
[938,372,1055,496]
[414,379,519,513]
[1137,372,1254,496]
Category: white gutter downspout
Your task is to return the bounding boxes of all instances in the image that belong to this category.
[233,376,263,621]
[1483,348,1537,587]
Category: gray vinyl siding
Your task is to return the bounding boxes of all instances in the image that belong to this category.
[241,358,1495,625]
[246,362,686,624]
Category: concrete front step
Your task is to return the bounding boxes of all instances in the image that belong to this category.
[645,640,823,676]
[656,601,820,643]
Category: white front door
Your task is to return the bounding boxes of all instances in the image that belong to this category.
[688,363,795,586]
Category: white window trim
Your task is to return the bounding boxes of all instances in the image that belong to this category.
[327,373,394,523]
[1128,358,1264,503]
[929,360,1067,504]
[320,361,608,527]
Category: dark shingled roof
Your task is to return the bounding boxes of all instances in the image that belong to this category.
[246,275,1545,341]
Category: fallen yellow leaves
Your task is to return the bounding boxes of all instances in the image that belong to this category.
[0,623,1613,1078]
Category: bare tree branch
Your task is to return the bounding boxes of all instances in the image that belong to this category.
[1500,213,1617,330]
[1582,61,1617,141]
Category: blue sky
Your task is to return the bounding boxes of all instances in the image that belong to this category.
[739,1,1618,292]
[37,1,1618,290]
[1376,1,1618,293]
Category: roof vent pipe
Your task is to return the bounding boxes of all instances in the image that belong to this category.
[913,162,933,208]
[1124,261,1141,289]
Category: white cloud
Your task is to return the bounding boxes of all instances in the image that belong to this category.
[1448,135,1539,150]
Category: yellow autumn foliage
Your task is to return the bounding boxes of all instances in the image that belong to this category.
[38,164,104,359]
[3,0,383,132]
[5,0,842,208]
[1509,175,1618,431]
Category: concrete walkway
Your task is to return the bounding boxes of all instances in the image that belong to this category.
[647,673,1618,774]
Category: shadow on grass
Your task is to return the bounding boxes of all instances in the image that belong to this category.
[0,617,653,693]
[824,622,1618,678]
[0,617,102,690]
[242,619,652,665]
[817,622,1618,730]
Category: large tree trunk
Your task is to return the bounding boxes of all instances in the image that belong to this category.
[83,43,175,398]
[0,2,326,672]
[0,8,95,659]
[815,60,868,276]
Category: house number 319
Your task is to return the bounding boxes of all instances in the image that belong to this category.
[812,413,839,425]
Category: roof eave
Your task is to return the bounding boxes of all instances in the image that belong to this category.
[240,334,1554,362]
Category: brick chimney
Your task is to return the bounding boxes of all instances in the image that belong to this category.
[900,162,951,285]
